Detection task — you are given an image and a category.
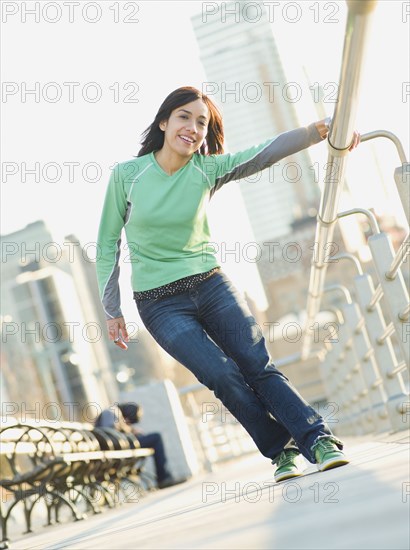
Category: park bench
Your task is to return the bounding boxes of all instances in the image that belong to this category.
[0,418,155,547]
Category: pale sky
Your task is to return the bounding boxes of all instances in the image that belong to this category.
[1,0,409,320]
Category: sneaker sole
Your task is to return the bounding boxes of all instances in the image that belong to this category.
[274,471,304,482]
[318,457,350,472]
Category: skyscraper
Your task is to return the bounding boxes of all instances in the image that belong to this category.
[1,221,118,419]
[192,1,320,243]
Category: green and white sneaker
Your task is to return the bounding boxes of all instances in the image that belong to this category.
[274,449,304,482]
[312,436,349,472]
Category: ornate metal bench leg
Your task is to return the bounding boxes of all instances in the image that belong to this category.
[74,486,102,515]
[47,490,85,522]
[0,511,9,550]
[24,492,50,534]
[0,502,10,549]
[1,496,30,537]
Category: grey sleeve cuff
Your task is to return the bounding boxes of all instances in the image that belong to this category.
[307,122,324,144]
[105,309,124,321]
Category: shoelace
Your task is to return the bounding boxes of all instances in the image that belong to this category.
[314,438,337,455]
[277,450,299,467]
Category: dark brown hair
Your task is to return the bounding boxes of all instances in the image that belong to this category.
[137,86,224,157]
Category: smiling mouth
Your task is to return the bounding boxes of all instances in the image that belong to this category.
[179,135,195,145]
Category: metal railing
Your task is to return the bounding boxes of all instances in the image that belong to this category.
[297,0,409,434]
[178,384,258,471]
[302,0,378,359]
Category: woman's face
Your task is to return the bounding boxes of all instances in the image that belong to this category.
[159,99,209,157]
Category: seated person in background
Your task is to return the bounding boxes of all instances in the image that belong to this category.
[94,402,185,489]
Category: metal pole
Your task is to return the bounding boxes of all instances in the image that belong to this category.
[302,0,378,359]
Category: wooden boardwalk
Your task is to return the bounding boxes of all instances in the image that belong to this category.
[9,429,410,550]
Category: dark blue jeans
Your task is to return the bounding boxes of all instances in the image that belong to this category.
[135,270,339,464]
[136,432,170,482]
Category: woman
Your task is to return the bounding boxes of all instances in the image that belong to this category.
[96,86,360,482]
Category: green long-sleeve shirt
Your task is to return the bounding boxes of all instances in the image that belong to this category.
[96,123,323,319]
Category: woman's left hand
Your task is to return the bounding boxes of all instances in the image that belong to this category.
[315,119,361,151]
[348,130,361,151]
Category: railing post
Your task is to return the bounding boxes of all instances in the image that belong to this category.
[320,339,354,435]
[341,302,391,433]
[334,318,366,435]
[368,232,410,366]
[394,163,410,226]
[321,285,375,434]
[360,130,409,226]
[353,273,409,431]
